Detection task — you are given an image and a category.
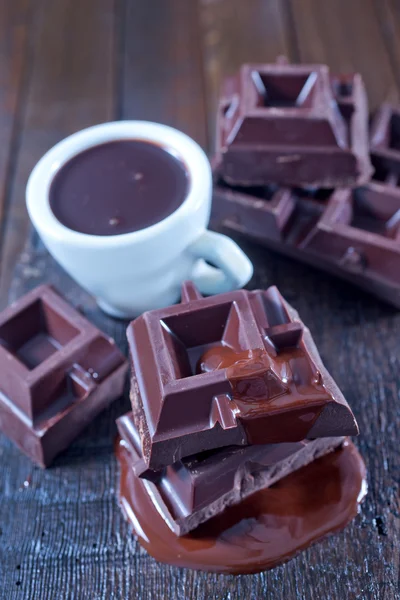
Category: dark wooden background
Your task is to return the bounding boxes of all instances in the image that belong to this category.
[0,1,399,598]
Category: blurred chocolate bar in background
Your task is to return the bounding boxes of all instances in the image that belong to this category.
[213,63,372,188]
[211,61,400,308]
[370,103,400,178]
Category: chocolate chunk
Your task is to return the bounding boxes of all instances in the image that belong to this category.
[0,285,128,467]
[128,282,358,471]
[117,411,345,536]
[213,64,372,187]
[212,177,400,308]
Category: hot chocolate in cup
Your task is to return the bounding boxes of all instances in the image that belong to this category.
[26,121,253,318]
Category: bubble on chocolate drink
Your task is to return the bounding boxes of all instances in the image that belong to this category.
[109,217,120,227]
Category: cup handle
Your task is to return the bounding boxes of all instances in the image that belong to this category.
[188,230,253,295]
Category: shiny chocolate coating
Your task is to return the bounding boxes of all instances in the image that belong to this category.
[116,436,366,574]
[128,282,358,471]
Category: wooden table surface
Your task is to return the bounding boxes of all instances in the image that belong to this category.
[0,1,399,599]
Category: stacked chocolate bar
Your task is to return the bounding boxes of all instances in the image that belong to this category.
[118,281,358,536]
[212,61,400,308]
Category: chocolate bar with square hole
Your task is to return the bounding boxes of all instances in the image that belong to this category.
[0,285,128,467]
[128,282,357,471]
[117,410,345,535]
[211,171,400,308]
[213,64,372,187]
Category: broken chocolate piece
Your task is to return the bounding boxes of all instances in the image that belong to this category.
[117,411,345,536]
[0,285,128,467]
[117,436,366,573]
[128,282,358,471]
[213,64,372,187]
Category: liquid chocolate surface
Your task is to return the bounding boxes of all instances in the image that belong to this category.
[197,345,325,443]
[50,140,189,236]
[117,411,344,535]
[117,438,366,574]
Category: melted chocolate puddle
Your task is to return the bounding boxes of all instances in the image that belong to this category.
[116,439,366,574]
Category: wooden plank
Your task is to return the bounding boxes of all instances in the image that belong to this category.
[120,0,207,148]
[199,0,294,149]
[0,3,117,597]
[289,0,400,110]
[0,0,116,309]
[0,0,30,258]
[1,1,208,598]
[372,0,400,92]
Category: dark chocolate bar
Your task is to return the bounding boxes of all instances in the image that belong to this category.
[0,285,128,467]
[117,411,345,535]
[128,282,357,471]
[212,176,400,308]
[370,103,400,178]
[213,64,372,187]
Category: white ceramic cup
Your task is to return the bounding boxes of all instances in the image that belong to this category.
[26,121,253,318]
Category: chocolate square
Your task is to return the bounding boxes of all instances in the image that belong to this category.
[128,282,357,471]
[0,285,128,467]
[214,64,372,187]
[300,185,400,273]
[212,179,400,307]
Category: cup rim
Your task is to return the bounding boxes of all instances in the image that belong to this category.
[26,120,211,248]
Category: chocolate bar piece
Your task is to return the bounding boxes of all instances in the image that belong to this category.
[213,64,372,188]
[0,285,128,467]
[212,175,400,308]
[370,103,400,178]
[128,282,357,471]
[117,411,345,535]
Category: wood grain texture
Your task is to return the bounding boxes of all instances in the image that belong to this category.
[0,0,116,309]
[372,0,400,93]
[0,0,30,263]
[0,1,399,599]
[288,0,400,110]
[120,0,207,147]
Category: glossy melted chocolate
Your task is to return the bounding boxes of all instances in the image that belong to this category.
[117,438,366,574]
[128,284,358,470]
[197,344,328,444]
[50,140,189,236]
